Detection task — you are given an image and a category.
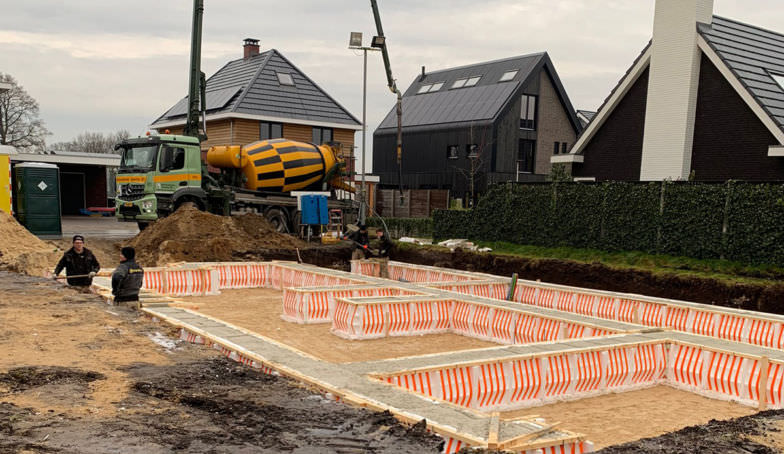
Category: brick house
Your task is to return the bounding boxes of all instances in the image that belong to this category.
[555,0,784,182]
[372,53,581,201]
[151,39,361,172]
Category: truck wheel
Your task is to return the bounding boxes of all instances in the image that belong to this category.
[175,197,204,212]
[137,221,150,231]
[265,208,289,233]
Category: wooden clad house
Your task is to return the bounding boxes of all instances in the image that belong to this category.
[151,39,361,171]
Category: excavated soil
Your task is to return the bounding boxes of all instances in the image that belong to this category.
[594,410,784,453]
[393,247,784,316]
[0,272,443,453]
[0,210,62,276]
[126,205,306,266]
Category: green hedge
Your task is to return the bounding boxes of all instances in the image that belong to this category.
[367,217,433,238]
[433,181,784,265]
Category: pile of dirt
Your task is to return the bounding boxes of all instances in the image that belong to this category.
[0,210,61,276]
[127,205,304,266]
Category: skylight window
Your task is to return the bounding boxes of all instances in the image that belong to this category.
[277,72,294,86]
[465,76,481,87]
[417,83,444,94]
[499,70,518,82]
[771,72,784,91]
[451,79,467,89]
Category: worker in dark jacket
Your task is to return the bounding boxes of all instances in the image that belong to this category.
[53,235,100,287]
[112,247,144,309]
[371,229,393,278]
[344,224,370,260]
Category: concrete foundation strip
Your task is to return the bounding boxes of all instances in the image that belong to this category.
[90,259,784,452]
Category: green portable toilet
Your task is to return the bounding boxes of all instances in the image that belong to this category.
[15,162,61,237]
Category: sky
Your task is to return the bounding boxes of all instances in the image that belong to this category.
[1,0,783,170]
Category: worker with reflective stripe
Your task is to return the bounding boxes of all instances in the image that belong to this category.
[112,247,144,309]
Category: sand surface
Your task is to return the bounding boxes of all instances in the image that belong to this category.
[188,288,498,363]
[502,386,757,449]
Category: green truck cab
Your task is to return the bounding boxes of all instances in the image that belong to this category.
[115,134,212,229]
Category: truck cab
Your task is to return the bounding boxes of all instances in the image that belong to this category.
[115,133,205,229]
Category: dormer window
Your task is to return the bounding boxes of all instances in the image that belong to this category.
[277,72,294,86]
[499,70,518,82]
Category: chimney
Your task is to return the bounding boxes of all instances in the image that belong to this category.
[639,0,714,180]
[420,66,426,81]
[243,38,260,59]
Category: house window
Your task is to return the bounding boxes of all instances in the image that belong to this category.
[277,72,294,86]
[467,144,479,158]
[770,71,784,90]
[465,76,481,87]
[417,82,444,94]
[500,70,518,82]
[451,76,481,89]
[553,141,560,155]
[520,95,537,130]
[561,142,568,154]
[260,122,283,140]
[312,127,333,144]
[517,139,535,174]
[447,145,459,160]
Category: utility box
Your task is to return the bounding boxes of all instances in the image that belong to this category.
[301,194,328,225]
[15,162,62,237]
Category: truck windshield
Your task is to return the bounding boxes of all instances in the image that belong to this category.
[119,145,159,172]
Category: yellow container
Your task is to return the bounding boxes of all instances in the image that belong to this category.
[0,145,14,214]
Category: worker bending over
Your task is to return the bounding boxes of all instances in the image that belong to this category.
[112,247,144,309]
[344,224,370,260]
[53,235,100,288]
[371,229,393,278]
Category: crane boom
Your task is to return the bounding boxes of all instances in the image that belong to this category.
[369,0,404,200]
[184,0,207,140]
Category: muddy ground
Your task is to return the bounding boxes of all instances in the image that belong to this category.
[392,246,784,315]
[593,410,784,454]
[0,272,441,453]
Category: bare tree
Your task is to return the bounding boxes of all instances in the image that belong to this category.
[454,123,493,208]
[0,73,50,151]
[50,129,131,154]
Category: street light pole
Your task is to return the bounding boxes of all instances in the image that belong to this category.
[360,47,368,223]
[349,32,380,225]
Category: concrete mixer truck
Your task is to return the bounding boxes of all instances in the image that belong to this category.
[114,134,356,232]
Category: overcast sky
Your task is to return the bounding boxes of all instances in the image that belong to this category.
[1,0,783,169]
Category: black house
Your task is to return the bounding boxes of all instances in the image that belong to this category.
[556,0,784,182]
[373,53,581,201]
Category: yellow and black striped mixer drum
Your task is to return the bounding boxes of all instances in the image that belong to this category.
[207,139,338,193]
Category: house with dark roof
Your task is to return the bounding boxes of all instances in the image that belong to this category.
[555,0,784,182]
[152,39,361,163]
[372,53,581,200]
